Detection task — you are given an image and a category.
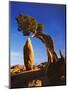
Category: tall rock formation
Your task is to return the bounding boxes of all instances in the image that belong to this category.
[23,38,34,70]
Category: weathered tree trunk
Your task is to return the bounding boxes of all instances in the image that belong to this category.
[23,38,34,70]
[34,32,58,63]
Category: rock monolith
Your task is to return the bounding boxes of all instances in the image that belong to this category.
[23,38,34,70]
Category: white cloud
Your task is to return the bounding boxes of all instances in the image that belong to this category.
[10,51,24,66]
[10,51,23,57]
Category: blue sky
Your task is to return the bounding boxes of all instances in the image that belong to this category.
[10,2,66,66]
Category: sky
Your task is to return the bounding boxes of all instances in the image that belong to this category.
[9,1,66,66]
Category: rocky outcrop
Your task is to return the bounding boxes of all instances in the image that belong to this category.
[23,38,34,70]
[28,79,42,87]
[10,60,66,88]
[10,64,26,75]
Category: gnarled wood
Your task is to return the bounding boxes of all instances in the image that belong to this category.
[34,32,58,63]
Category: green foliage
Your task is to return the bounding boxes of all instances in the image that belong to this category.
[37,23,44,33]
[16,14,43,36]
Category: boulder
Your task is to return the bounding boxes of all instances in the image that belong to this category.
[28,79,42,87]
[23,38,34,70]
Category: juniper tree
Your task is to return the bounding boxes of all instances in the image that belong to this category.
[16,14,43,36]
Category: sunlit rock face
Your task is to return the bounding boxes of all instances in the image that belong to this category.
[28,79,42,87]
[23,37,34,70]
